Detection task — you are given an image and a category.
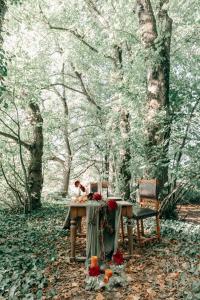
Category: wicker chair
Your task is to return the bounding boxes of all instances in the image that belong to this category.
[132,179,161,246]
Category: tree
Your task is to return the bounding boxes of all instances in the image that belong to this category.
[0,0,7,97]
[0,100,43,212]
[135,0,172,190]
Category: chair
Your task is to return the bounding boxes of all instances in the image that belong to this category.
[88,181,109,197]
[132,179,161,246]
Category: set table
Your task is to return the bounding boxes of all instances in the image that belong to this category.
[66,200,133,261]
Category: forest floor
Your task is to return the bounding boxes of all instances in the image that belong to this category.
[177,204,200,224]
[0,203,200,300]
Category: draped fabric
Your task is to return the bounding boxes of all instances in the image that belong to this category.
[86,204,101,260]
[86,201,122,263]
[114,205,122,253]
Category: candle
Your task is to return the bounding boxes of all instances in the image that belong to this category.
[105,269,113,278]
[103,275,109,284]
[91,256,98,268]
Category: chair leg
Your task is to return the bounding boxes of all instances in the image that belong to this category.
[120,215,125,244]
[136,219,142,246]
[156,215,161,241]
[140,219,144,236]
[77,217,82,234]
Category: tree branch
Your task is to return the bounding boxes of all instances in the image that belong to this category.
[48,156,65,165]
[43,83,85,95]
[0,131,31,150]
[0,117,18,137]
[71,162,96,179]
[39,4,115,62]
[72,65,101,110]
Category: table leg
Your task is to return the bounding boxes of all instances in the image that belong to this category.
[121,215,125,244]
[127,218,133,255]
[156,215,161,241]
[136,219,142,246]
[77,217,82,234]
[70,218,77,261]
[140,219,144,236]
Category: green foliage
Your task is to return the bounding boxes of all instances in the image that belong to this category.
[0,203,65,298]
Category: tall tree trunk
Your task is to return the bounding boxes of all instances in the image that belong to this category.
[28,102,43,210]
[136,0,172,189]
[114,45,132,200]
[0,0,7,97]
[61,63,72,196]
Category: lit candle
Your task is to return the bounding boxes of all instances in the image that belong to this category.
[103,275,109,284]
[91,256,98,268]
[105,269,113,278]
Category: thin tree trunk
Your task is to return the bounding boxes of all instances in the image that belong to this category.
[119,109,131,200]
[0,0,7,96]
[61,63,72,196]
[62,165,71,196]
[28,102,43,210]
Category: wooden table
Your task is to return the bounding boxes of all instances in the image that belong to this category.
[66,201,133,261]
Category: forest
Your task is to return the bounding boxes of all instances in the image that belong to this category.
[0,0,199,299]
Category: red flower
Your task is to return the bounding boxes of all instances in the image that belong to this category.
[88,265,100,276]
[92,192,102,201]
[112,250,124,265]
[107,199,118,211]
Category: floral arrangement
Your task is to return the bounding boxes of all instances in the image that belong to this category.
[92,192,102,201]
[85,253,126,291]
[112,250,124,265]
[107,199,118,211]
[88,265,101,277]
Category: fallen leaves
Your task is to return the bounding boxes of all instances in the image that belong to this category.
[96,293,105,300]
[2,203,199,300]
[126,295,140,300]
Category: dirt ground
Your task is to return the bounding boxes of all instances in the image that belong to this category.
[177,204,200,224]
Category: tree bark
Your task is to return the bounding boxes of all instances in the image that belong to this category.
[51,62,72,196]
[0,0,7,96]
[119,109,131,200]
[136,0,172,188]
[60,63,72,196]
[28,102,43,210]
[62,165,71,196]
[114,44,132,200]
[0,0,6,44]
